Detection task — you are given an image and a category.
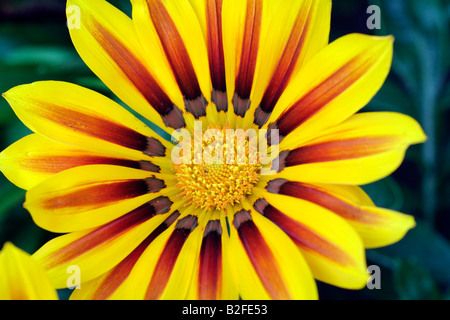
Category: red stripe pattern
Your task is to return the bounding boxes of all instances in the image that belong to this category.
[254,198,354,265]
[268,54,379,142]
[145,215,199,299]
[42,197,173,269]
[198,219,223,299]
[30,102,166,157]
[232,0,263,117]
[233,209,290,299]
[42,177,165,210]
[266,179,384,225]
[19,156,160,174]
[88,211,180,300]
[254,1,313,127]
[92,21,186,129]
[147,0,207,118]
[282,136,396,167]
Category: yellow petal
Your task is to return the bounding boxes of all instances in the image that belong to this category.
[25,165,171,232]
[109,213,203,299]
[247,0,331,128]
[265,34,394,149]
[274,112,426,185]
[33,200,173,289]
[0,243,57,300]
[186,216,239,299]
[0,133,162,191]
[264,179,416,248]
[67,0,186,130]
[3,81,172,162]
[226,208,318,299]
[256,190,368,289]
[69,211,181,300]
[132,0,210,119]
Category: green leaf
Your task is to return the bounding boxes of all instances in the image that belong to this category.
[393,259,441,300]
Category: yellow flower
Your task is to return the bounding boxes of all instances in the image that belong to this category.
[0,0,426,299]
[0,243,58,300]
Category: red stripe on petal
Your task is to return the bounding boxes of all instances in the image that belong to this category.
[254,199,353,265]
[20,156,160,174]
[19,156,136,173]
[42,178,164,210]
[232,0,263,116]
[90,211,180,300]
[92,21,185,129]
[145,215,198,299]
[284,137,396,166]
[198,220,222,300]
[267,179,384,225]
[233,209,290,299]
[44,197,172,268]
[206,0,227,112]
[31,102,166,157]
[270,55,377,140]
[147,0,207,118]
[254,3,312,127]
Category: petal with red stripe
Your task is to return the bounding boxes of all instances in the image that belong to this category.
[273,112,426,185]
[0,134,162,190]
[25,165,172,232]
[67,0,185,129]
[132,0,210,119]
[265,179,416,248]
[3,81,172,162]
[254,190,368,289]
[187,217,239,299]
[226,208,317,299]
[251,0,331,128]
[32,197,173,289]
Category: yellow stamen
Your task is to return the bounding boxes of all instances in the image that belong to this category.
[174,125,261,211]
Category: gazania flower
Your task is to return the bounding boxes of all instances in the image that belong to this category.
[0,0,425,300]
[0,243,57,300]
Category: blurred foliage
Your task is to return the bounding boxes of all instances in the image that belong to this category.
[0,0,449,300]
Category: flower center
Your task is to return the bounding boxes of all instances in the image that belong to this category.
[174,126,261,210]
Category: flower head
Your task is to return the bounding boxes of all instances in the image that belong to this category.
[0,0,426,300]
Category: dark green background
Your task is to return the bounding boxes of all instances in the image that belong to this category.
[0,0,449,300]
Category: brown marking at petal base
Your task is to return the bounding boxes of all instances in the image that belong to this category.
[254,198,355,266]
[144,137,166,157]
[198,220,223,300]
[233,0,263,117]
[270,150,289,172]
[147,0,207,118]
[42,197,172,269]
[145,215,198,299]
[90,210,180,300]
[92,22,185,129]
[233,209,290,299]
[254,1,313,127]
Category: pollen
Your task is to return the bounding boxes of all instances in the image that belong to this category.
[174,126,262,211]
